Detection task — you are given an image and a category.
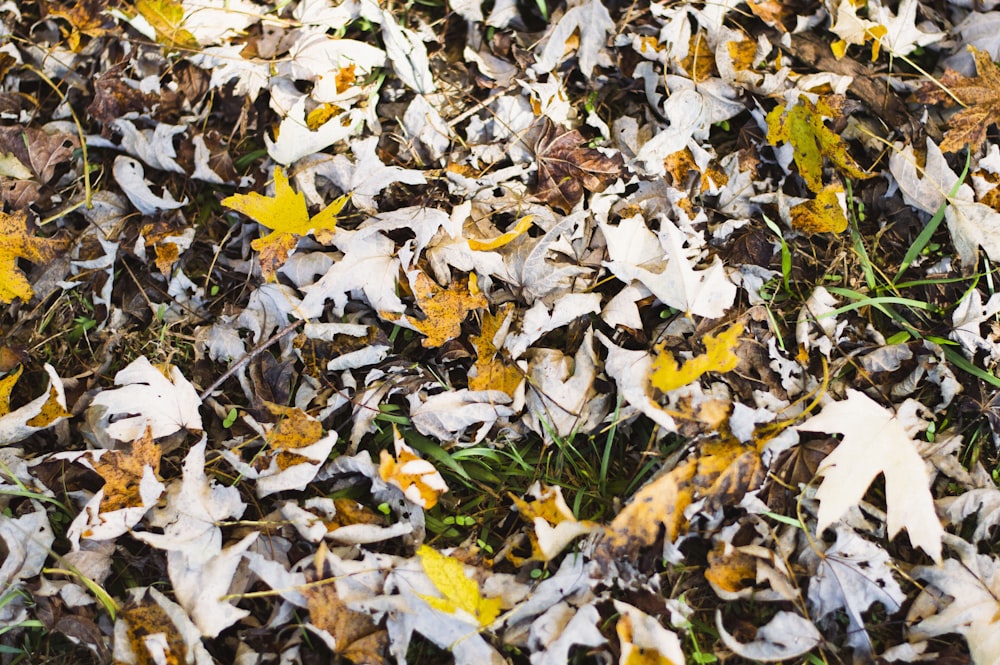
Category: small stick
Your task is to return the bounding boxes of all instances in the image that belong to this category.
[198,319,304,400]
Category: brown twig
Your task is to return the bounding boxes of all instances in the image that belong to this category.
[198,319,305,400]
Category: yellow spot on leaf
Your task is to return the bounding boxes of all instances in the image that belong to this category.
[221,166,348,280]
[417,545,501,626]
[650,324,743,393]
[25,384,71,428]
[410,272,488,348]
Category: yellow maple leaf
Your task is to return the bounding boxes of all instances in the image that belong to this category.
[469,303,523,396]
[261,401,324,471]
[133,0,199,50]
[0,209,66,304]
[221,166,348,280]
[765,96,872,193]
[379,427,448,508]
[417,545,502,626]
[0,365,22,415]
[650,323,742,393]
[409,272,488,348]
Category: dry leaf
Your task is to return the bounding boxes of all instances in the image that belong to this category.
[510,484,599,562]
[221,166,349,280]
[93,427,163,514]
[914,46,1000,153]
[417,545,501,626]
[790,183,849,233]
[407,271,488,348]
[0,209,66,304]
[533,120,624,212]
[469,303,523,397]
[379,427,448,509]
[650,323,743,393]
[0,364,69,444]
[766,96,872,193]
[133,0,199,49]
[306,556,389,665]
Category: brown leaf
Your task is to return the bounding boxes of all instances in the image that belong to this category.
[0,126,78,185]
[533,120,624,212]
[914,46,1000,153]
[93,427,162,514]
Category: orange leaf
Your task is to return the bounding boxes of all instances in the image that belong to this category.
[469,303,522,396]
[409,272,488,348]
[93,427,162,514]
[379,427,448,508]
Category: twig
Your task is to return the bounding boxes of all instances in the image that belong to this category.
[198,319,305,400]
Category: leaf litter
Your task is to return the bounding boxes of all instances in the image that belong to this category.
[4,0,1000,663]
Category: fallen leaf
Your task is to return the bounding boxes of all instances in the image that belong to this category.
[469,303,523,397]
[113,587,213,665]
[93,427,163,514]
[88,356,202,441]
[417,545,502,627]
[0,209,66,304]
[133,0,199,49]
[467,215,535,251]
[914,46,1000,153]
[532,0,614,77]
[379,427,449,509]
[533,120,624,212]
[650,323,743,393]
[407,271,488,348]
[510,484,599,562]
[790,184,849,233]
[716,610,822,661]
[222,166,349,280]
[795,390,944,563]
[766,96,872,193]
[0,364,69,444]
[614,600,686,665]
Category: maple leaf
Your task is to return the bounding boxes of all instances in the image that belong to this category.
[533,120,624,212]
[406,271,488,348]
[133,0,199,49]
[221,166,349,280]
[469,303,524,397]
[650,323,742,393]
[533,0,614,77]
[0,209,66,304]
[305,563,388,664]
[379,426,449,509]
[0,364,69,444]
[914,46,1000,153]
[417,545,501,626]
[795,390,943,563]
[766,96,872,193]
[510,484,599,562]
[614,601,686,665]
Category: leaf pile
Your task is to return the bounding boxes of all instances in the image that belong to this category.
[3,0,1000,663]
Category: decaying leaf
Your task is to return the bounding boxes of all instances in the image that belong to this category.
[417,544,502,626]
[597,435,766,560]
[766,96,872,192]
[795,390,944,563]
[222,166,349,280]
[469,303,524,397]
[716,610,822,662]
[407,271,488,348]
[790,184,849,233]
[113,587,213,665]
[379,427,449,509]
[614,600,686,665]
[533,120,624,212]
[0,209,66,304]
[510,484,599,562]
[914,46,1000,153]
[133,0,199,49]
[0,364,69,444]
[650,323,743,393]
[88,356,202,441]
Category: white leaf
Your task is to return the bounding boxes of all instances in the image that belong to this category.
[795,390,943,563]
[602,216,735,318]
[187,45,270,101]
[181,0,263,46]
[108,119,186,173]
[381,10,435,93]
[533,0,614,77]
[407,389,514,445]
[112,156,187,215]
[265,97,364,165]
[529,602,606,665]
[66,465,165,545]
[0,501,54,588]
[597,331,677,432]
[874,0,945,56]
[912,539,1000,665]
[0,364,67,444]
[717,610,822,662]
[89,356,202,441]
[504,293,602,359]
[808,525,905,656]
[613,601,685,665]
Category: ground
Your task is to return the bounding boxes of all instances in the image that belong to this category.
[1,0,1000,663]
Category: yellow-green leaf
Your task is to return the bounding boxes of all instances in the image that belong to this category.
[417,545,501,626]
[134,0,199,49]
[765,97,871,193]
[650,324,742,393]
